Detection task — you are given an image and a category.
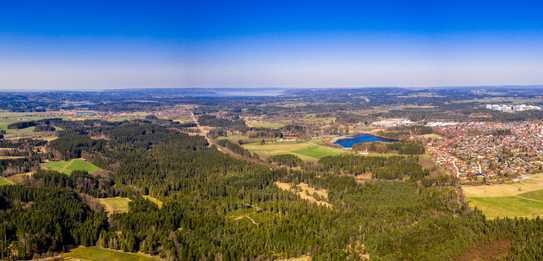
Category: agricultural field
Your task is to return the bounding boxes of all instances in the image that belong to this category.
[463,174,543,219]
[64,246,159,261]
[245,119,287,129]
[243,141,344,161]
[463,174,543,197]
[0,177,14,186]
[42,158,102,175]
[0,111,61,139]
[98,197,132,215]
[301,114,336,125]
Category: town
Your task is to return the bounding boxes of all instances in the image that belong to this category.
[428,121,543,182]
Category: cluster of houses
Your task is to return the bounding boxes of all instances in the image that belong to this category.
[427,121,543,181]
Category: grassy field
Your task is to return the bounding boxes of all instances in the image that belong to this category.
[464,174,543,219]
[292,145,343,159]
[468,192,543,219]
[143,195,164,208]
[463,174,543,197]
[4,172,33,184]
[0,177,15,186]
[42,158,102,175]
[245,119,286,129]
[243,141,344,161]
[98,197,131,215]
[0,111,52,139]
[64,246,159,261]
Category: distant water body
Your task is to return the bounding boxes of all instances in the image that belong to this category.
[335,134,397,149]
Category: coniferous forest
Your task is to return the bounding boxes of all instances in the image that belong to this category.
[2,120,543,260]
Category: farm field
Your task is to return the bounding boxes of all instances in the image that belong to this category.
[0,177,14,186]
[463,174,543,197]
[467,192,543,219]
[63,246,159,261]
[463,174,543,219]
[245,119,286,129]
[243,141,344,161]
[42,158,102,175]
[98,197,132,215]
[0,111,51,138]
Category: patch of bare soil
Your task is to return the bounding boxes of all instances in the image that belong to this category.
[275,181,332,208]
[458,240,511,261]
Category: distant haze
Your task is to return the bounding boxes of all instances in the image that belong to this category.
[1,1,542,90]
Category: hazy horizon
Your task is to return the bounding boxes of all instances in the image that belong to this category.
[1,1,543,90]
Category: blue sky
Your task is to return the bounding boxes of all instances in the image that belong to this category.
[1,0,542,89]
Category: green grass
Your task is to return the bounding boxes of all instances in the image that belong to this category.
[0,111,48,136]
[468,189,543,219]
[519,189,543,201]
[292,145,342,159]
[98,197,132,214]
[243,141,345,161]
[64,246,159,261]
[43,158,102,175]
[0,177,15,186]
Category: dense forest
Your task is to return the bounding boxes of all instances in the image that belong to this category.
[269,154,303,168]
[2,120,543,260]
[353,141,425,155]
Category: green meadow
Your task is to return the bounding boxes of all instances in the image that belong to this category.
[243,141,344,161]
[292,145,343,159]
[0,177,15,186]
[43,158,102,175]
[467,189,543,219]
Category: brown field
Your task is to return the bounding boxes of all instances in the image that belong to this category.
[5,172,33,184]
[463,174,543,198]
[275,181,332,208]
[97,197,132,215]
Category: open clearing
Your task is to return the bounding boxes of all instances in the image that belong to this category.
[467,192,543,219]
[243,141,343,161]
[0,111,60,139]
[463,174,543,197]
[42,158,102,175]
[245,119,287,129]
[275,181,332,208]
[463,174,543,219]
[97,197,131,215]
[64,246,159,261]
[143,195,163,208]
[0,177,14,186]
[4,172,33,184]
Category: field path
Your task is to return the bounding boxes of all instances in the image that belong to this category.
[234,215,259,225]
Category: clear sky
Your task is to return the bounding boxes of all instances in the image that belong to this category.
[1,0,543,89]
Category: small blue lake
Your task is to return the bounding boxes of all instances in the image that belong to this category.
[335,134,397,149]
